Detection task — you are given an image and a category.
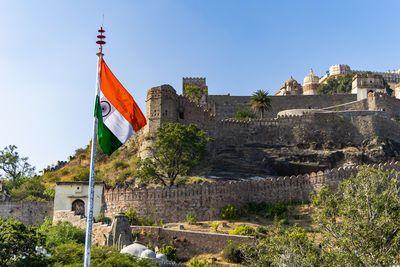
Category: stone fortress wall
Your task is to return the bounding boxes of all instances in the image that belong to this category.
[0,200,53,225]
[104,161,400,223]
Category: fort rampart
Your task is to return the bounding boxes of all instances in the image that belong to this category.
[0,201,53,225]
[104,161,400,222]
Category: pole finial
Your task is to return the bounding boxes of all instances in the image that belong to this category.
[96,26,106,54]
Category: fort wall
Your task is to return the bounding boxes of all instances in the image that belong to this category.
[0,201,53,225]
[104,161,400,223]
[207,94,357,120]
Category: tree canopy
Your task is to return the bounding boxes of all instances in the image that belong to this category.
[0,145,35,184]
[317,74,355,95]
[184,85,208,104]
[250,90,272,119]
[137,123,211,186]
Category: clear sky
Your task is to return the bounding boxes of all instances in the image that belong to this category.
[1,0,399,172]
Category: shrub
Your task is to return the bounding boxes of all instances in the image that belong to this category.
[119,169,134,180]
[38,220,85,251]
[112,160,129,170]
[72,169,90,181]
[95,213,111,224]
[211,221,220,232]
[256,226,268,234]
[234,109,258,120]
[188,257,210,267]
[229,224,255,236]
[222,241,244,263]
[161,244,177,261]
[186,211,197,225]
[220,203,239,220]
[125,207,138,225]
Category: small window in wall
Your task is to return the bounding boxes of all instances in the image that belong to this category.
[179,112,184,119]
[72,199,85,216]
[165,110,168,116]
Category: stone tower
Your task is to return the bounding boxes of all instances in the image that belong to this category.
[303,69,319,95]
[146,84,179,135]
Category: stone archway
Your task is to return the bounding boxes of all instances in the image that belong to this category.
[72,199,85,216]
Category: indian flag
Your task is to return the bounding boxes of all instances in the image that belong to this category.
[95,58,146,155]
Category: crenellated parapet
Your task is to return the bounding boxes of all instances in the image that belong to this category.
[104,161,400,222]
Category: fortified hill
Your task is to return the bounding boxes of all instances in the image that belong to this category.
[135,64,400,178]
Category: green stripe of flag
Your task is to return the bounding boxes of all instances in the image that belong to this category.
[95,96,123,156]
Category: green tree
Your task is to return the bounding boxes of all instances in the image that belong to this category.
[383,79,393,95]
[137,123,211,186]
[313,167,400,266]
[37,220,85,252]
[9,176,49,201]
[250,90,271,119]
[317,73,355,95]
[0,217,45,266]
[0,145,35,187]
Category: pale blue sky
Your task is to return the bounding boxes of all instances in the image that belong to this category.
[1,0,399,171]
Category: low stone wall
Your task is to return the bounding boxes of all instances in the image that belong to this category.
[53,210,110,245]
[104,162,400,223]
[131,226,253,261]
[0,201,53,225]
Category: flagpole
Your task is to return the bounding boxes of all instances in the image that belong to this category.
[83,26,106,267]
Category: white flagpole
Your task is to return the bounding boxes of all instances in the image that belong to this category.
[83,26,105,267]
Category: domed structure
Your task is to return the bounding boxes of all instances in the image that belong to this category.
[156,253,168,261]
[140,249,156,259]
[275,76,302,96]
[120,242,147,257]
[303,69,319,95]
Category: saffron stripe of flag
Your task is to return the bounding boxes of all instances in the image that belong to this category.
[95,58,146,156]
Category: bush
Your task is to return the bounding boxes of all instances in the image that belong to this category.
[50,243,158,266]
[37,220,85,251]
[72,169,90,181]
[220,203,239,220]
[188,257,210,267]
[186,211,197,225]
[161,244,177,261]
[9,176,48,201]
[222,241,244,263]
[95,213,111,224]
[112,160,129,170]
[229,224,255,236]
[234,109,258,120]
[211,221,220,232]
[125,207,138,225]
[256,226,268,234]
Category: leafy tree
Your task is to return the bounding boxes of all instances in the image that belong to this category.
[184,85,208,103]
[37,220,85,252]
[313,167,400,266]
[137,123,211,187]
[250,90,271,119]
[317,73,355,95]
[234,109,258,120]
[0,145,35,186]
[9,176,49,201]
[0,217,45,266]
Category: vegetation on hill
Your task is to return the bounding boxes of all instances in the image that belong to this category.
[250,90,272,119]
[317,73,355,95]
[136,123,211,187]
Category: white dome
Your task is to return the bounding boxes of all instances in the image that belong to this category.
[140,249,156,259]
[120,243,147,257]
[156,253,168,261]
[303,69,319,85]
